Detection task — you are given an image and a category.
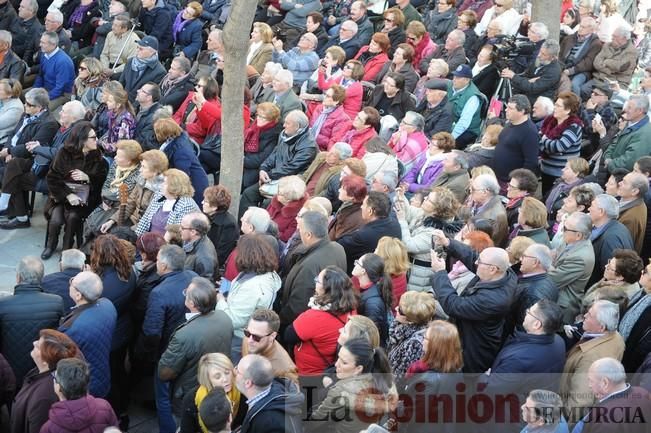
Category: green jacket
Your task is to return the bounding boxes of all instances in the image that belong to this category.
[604,116,651,172]
[447,81,484,137]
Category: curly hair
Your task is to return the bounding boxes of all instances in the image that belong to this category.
[203,185,232,212]
[90,234,132,281]
[313,266,358,315]
[164,169,195,198]
[427,187,460,220]
[375,236,410,275]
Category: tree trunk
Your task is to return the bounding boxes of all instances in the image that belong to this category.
[532,2,562,41]
[220,0,258,215]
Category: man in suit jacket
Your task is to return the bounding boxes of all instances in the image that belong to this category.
[270,69,302,121]
[158,277,232,420]
[560,300,625,421]
[501,39,562,105]
[617,172,648,254]
[319,20,362,59]
[550,212,596,324]
[432,151,470,203]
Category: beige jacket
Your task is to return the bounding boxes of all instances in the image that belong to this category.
[100,30,141,74]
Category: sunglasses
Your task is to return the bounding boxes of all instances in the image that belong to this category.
[243,329,272,342]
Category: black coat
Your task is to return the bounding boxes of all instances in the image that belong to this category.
[432,239,518,373]
[6,111,59,159]
[0,1,17,31]
[10,16,42,66]
[260,126,317,180]
[511,59,562,105]
[368,87,417,123]
[359,283,389,346]
[42,268,81,312]
[510,273,559,334]
[417,96,454,137]
[138,3,174,59]
[587,219,634,287]
[463,28,481,65]
[472,63,500,99]
[207,210,239,266]
[319,36,362,60]
[239,378,304,433]
[119,57,167,102]
[99,266,136,350]
[622,298,651,373]
[9,368,58,433]
[243,122,282,188]
[160,75,195,113]
[337,216,402,273]
[0,284,64,386]
[69,2,101,48]
[135,102,162,151]
[387,27,406,58]
[0,50,26,83]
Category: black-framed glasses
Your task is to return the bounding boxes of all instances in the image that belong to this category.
[181,226,194,231]
[397,306,405,316]
[476,259,498,268]
[78,66,88,71]
[526,308,542,322]
[354,259,364,268]
[521,254,538,261]
[564,227,581,234]
[243,329,272,342]
[384,18,394,23]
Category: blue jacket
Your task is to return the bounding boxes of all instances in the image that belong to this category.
[174,16,203,59]
[100,267,136,351]
[142,270,197,356]
[59,298,117,398]
[34,49,75,99]
[359,284,389,346]
[162,132,209,205]
[42,268,81,311]
[139,0,175,59]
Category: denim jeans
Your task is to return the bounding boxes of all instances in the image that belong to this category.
[154,366,176,433]
[571,73,589,98]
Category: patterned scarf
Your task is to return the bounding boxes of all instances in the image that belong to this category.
[160,72,190,97]
[131,53,159,74]
[310,106,336,140]
[244,120,277,153]
[619,293,651,341]
[68,1,97,27]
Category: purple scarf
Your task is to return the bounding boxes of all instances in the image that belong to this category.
[68,1,96,27]
[172,12,190,43]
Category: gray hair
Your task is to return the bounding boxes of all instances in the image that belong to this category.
[274,69,293,88]
[580,16,598,30]
[22,0,38,14]
[113,13,130,29]
[593,194,619,220]
[541,39,560,58]
[42,31,59,47]
[0,30,11,46]
[449,150,469,169]
[209,28,223,45]
[403,111,425,132]
[264,62,283,76]
[17,256,44,284]
[301,32,318,49]
[525,244,552,271]
[473,174,500,195]
[60,249,86,270]
[63,100,87,123]
[567,211,593,238]
[240,354,274,389]
[590,358,626,385]
[278,175,306,201]
[73,271,103,302]
[300,210,328,239]
[449,29,466,45]
[628,95,650,114]
[341,20,358,35]
[375,170,399,192]
[186,212,210,236]
[626,172,650,197]
[243,207,271,233]
[535,96,555,116]
[172,56,192,74]
[332,142,353,160]
[592,300,620,332]
[612,26,631,40]
[286,110,308,129]
[187,277,217,314]
[46,9,64,24]
[158,244,186,271]
[529,22,549,39]
[153,105,173,123]
[25,88,50,109]
[582,182,604,196]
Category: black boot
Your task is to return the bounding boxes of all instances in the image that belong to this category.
[42,224,60,260]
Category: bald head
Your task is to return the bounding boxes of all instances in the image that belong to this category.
[588,358,627,399]
[476,247,510,281]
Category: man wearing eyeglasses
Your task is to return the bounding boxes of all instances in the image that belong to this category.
[430,229,517,373]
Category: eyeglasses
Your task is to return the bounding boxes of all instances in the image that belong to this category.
[384,18,394,23]
[324,93,335,98]
[406,36,416,41]
[138,88,152,95]
[87,134,97,140]
[476,259,499,269]
[243,329,273,342]
[526,308,542,322]
[521,254,538,261]
[344,64,354,70]
[564,227,581,234]
[495,2,505,7]
[181,226,194,231]
[354,259,364,269]
[469,186,487,192]
[397,306,405,316]
[400,120,414,127]
[78,66,88,71]
[51,371,59,384]
[341,27,353,32]
[196,84,204,88]
[25,102,35,107]
[591,91,606,97]
[507,183,520,189]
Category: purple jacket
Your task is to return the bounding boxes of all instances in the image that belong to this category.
[402,154,445,193]
[40,395,118,433]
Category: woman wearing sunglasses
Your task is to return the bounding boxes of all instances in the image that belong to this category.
[283,266,357,376]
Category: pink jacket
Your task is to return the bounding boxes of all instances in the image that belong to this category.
[339,126,379,157]
[388,130,430,170]
[317,70,363,119]
[309,105,352,151]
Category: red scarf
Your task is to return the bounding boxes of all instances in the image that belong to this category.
[244,120,277,153]
[540,114,583,140]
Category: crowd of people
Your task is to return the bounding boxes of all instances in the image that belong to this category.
[0,0,651,432]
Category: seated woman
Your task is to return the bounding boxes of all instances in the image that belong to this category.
[95,83,136,157]
[134,168,200,237]
[387,291,438,377]
[91,81,123,141]
[83,140,142,248]
[172,2,204,60]
[154,118,209,205]
[308,338,396,431]
[72,57,108,119]
[354,32,391,82]
[352,253,393,347]
[99,149,169,236]
[66,0,101,50]
[247,22,274,74]
[406,20,438,71]
[179,353,245,433]
[300,46,345,107]
[510,197,552,246]
[341,106,381,157]
[375,236,409,310]
[266,175,309,243]
[401,131,455,193]
[10,330,80,433]
[387,111,430,174]
[202,185,238,266]
[465,123,502,170]
[472,44,500,99]
[173,76,221,145]
[302,142,352,197]
[413,58,449,105]
[0,79,23,148]
[309,84,352,151]
[362,137,399,184]
[329,174,366,241]
[620,258,651,373]
[43,121,108,259]
[216,234,280,360]
[241,102,282,189]
[285,266,357,376]
[373,43,419,93]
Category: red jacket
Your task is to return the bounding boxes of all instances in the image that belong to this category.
[411,34,437,70]
[309,105,352,151]
[340,125,378,157]
[267,193,309,242]
[317,70,363,119]
[354,46,390,82]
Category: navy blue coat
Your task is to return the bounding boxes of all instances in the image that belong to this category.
[162,132,209,206]
[337,216,402,273]
[359,283,389,346]
[99,266,136,350]
[174,16,203,59]
[42,268,81,312]
[139,1,175,59]
[59,298,117,398]
[588,219,634,287]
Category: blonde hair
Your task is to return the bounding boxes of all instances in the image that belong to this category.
[278,175,306,201]
[253,22,274,43]
[197,353,234,390]
[116,140,142,163]
[400,291,437,325]
[375,236,410,275]
[164,168,195,198]
[140,149,169,173]
[507,236,535,263]
[345,316,381,348]
[519,197,548,229]
[470,165,496,179]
